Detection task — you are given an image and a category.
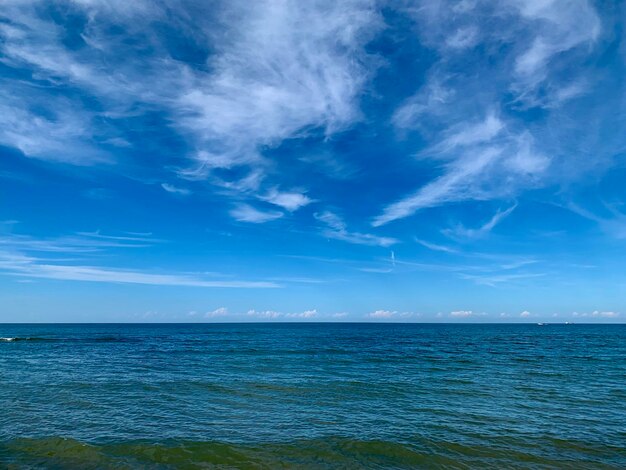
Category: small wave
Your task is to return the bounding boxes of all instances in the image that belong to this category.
[0,336,139,343]
[0,337,45,342]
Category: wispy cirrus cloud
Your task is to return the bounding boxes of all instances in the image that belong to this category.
[376,0,611,227]
[1,1,625,323]
[0,229,278,288]
[230,204,284,224]
[511,0,600,97]
[177,0,382,178]
[0,251,278,288]
[566,203,626,239]
[0,0,382,218]
[316,211,398,247]
[0,88,109,165]
[458,271,546,288]
[258,188,313,212]
[161,183,191,196]
[0,0,175,163]
[0,231,161,253]
[374,114,546,226]
[1,0,621,233]
[443,203,518,240]
[414,238,459,254]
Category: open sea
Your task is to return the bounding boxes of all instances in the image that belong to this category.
[0,323,625,469]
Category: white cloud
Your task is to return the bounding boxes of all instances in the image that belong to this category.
[566,203,626,240]
[176,0,382,185]
[316,211,397,247]
[436,112,504,151]
[0,229,278,289]
[520,310,531,317]
[247,309,282,319]
[245,308,318,320]
[414,238,459,254]
[0,89,108,164]
[376,114,547,226]
[366,310,412,320]
[285,309,317,319]
[512,0,600,89]
[205,307,229,318]
[443,203,517,240]
[405,0,601,104]
[0,0,618,242]
[0,231,160,253]
[459,272,545,287]
[0,1,174,164]
[230,204,283,223]
[373,146,501,225]
[446,26,479,49]
[381,0,602,227]
[0,0,383,219]
[591,311,619,318]
[0,250,278,288]
[315,211,345,232]
[258,189,313,212]
[367,309,396,319]
[359,267,393,274]
[393,78,454,129]
[161,183,191,196]
[450,310,473,317]
[515,38,550,78]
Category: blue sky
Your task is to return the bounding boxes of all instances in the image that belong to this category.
[1,0,625,322]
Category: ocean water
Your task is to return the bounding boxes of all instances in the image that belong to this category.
[0,323,625,469]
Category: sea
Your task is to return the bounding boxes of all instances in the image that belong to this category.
[0,323,624,469]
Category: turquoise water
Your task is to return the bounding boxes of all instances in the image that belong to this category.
[1,323,625,468]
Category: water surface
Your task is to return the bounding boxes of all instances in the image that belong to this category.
[1,323,624,468]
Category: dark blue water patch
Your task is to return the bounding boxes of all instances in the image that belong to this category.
[1,323,625,468]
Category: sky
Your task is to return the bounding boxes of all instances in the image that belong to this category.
[1,0,625,323]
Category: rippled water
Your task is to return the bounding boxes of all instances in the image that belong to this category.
[1,323,625,468]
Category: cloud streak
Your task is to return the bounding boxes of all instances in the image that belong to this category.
[443,203,518,240]
[230,204,284,224]
[0,251,278,288]
[161,183,191,196]
[374,114,546,226]
[0,0,381,219]
[0,231,161,253]
[316,211,398,247]
[258,189,313,212]
[377,0,607,226]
